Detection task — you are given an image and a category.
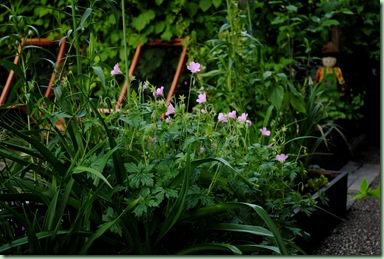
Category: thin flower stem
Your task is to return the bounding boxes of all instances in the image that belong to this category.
[122,0,130,106]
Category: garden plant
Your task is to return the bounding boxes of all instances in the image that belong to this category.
[0,0,379,255]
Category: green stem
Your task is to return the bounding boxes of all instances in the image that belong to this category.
[71,0,81,76]
[122,0,130,106]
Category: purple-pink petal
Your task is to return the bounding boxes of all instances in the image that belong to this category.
[165,103,175,116]
[260,127,271,136]
[111,63,121,76]
[228,110,236,119]
[275,154,288,162]
[238,113,248,122]
[187,61,201,73]
[196,93,207,104]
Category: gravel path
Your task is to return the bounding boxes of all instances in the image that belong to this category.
[311,142,381,255]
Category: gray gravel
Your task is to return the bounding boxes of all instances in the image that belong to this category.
[311,142,381,255]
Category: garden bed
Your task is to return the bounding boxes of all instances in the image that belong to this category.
[293,170,349,254]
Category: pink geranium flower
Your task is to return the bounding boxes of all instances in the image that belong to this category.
[237,113,248,122]
[196,93,207,104]
[275,154,288,162]
[218,113,228,123]
[111,63,121,76]
[246,120,252,127]
[187,61,201,73]
[260,127,271,136]
[165,103,175,116]
[228,110,236,119]
[199,147,205,154]
[154,86,164,96]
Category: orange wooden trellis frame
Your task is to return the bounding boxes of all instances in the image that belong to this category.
[0,38,67,106]
[114,38,188,111]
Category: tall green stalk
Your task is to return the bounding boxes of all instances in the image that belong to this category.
[121,0,130,105]
[71,0,81,76]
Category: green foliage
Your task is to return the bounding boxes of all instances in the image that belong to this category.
[353,178,380,201]
[305,174,329,193]
[0,0,379,255]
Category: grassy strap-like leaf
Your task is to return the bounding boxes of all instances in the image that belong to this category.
[86,96,126,185]
[176,243,242,255]
[207,223,274,237]
[236,244,280,254]
[79,197,140,255]
[155,148,191,246]
[0,230,71,254]
[180,202,288,255]
[192,157,259,188]
[0,121,66,175]
[239,202,288,255]
[0,149,47,175]
[0,141,44,158]
[73,166,113,189]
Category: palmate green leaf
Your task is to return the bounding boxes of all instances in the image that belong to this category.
[176,243,242,255]
[155,148,191,246]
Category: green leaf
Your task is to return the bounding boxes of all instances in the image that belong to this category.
[155,148,191,245]
[132,10,156,32]
[199,0,212,12]
[0,230,71,254]
[154,21,165,34]
[322,19,340,27]
[79,198,140,254]
[360,178,369,193]
[92,66,105,88]
[289,92,306,114]
[286,5,298,12]
[186,2,199,17]
[155,0,164,5]
[176,243,242,255]
[73,166,113,189]
[212,0,222,8]
[208,223,273,237]
[268,85,284,111]
[79,8,93,29]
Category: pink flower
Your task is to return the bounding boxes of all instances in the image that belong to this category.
[218,113,228,123]
[238,113,248,122]
[201,109,207,113]
[154,86,164,96]
[141,82,147,92]
[165,103,175,116]
[228,110,236,119]
[246,120,252,127]
[196,92,207,104]
[111,63,121,76]
[275,154,288,162]
[187,61,201,73]
[199,147,205,154]
[260,127,271,136]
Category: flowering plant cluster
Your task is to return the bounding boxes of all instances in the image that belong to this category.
[108,61,314,226]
